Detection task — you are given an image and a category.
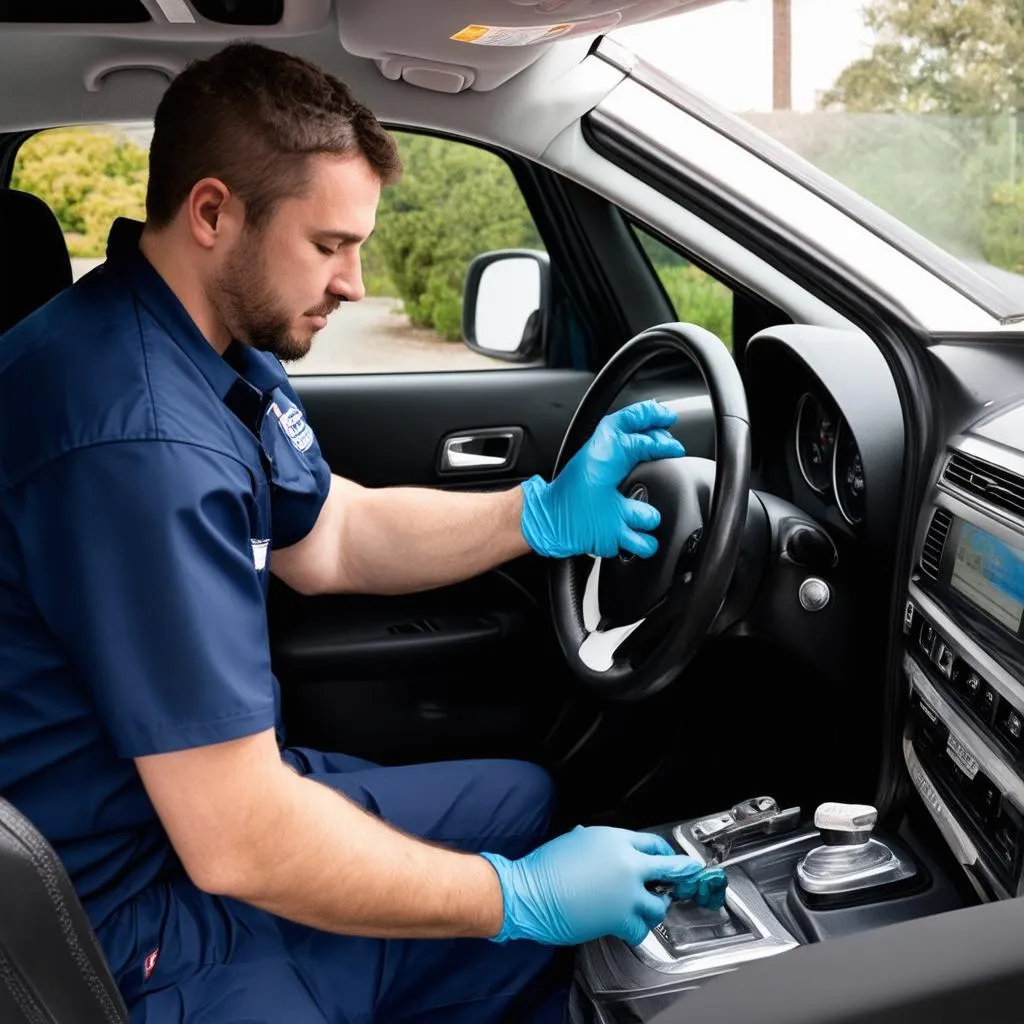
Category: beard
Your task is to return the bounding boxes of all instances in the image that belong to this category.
[210,229,327,363]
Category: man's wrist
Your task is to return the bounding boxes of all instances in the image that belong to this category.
[519,474,551,557]
[476,852,510,941]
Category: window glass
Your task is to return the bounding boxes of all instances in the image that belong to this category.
[631,225,733,349]
[614,3,1024,313]
[12,125,547,373]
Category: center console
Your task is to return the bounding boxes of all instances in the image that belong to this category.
[903,434,1024,902]
[571,796,963,1023]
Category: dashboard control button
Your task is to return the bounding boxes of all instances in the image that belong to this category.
[919,622,936,657]
[904,599,915,635]
[798,576,831,612]
[934,642,954,677]
[978,686,997,719]
[963,670,982,698]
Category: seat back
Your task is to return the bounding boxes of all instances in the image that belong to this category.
[0,189,74,335]
[0,795,128,1023]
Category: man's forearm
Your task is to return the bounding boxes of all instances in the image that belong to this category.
[334,478,530,594]
[208,760,504,937]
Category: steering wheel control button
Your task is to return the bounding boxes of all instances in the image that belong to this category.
[798,576,831,612]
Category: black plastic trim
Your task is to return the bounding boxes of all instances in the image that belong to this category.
[654,896,1024,1023]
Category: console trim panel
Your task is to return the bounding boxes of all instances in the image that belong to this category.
[903,737,1011,901]
[905,653,1024,812]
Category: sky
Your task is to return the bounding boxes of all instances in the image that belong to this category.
[612,0,877,113]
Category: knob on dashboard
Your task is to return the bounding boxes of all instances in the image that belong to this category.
[813,802,877,845]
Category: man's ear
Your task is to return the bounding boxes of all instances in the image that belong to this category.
[187,177,234,250]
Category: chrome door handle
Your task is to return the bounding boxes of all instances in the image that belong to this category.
[440,429,521,471]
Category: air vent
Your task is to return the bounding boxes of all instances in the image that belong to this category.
[943,450,1024,520]
[919,508,953,580]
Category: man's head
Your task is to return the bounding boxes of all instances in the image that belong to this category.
[144,42,401,360]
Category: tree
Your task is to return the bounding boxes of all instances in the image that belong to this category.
[822,0,1024,115]
[11,128,148,257]
[817,0,1024,275]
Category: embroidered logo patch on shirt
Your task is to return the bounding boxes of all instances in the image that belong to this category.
[143,948,160,981]
[251,538,270,572]
[268,401,314,453]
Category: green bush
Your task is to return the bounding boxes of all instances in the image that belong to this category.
[368,133,543,339]
[981,179,1024,273]
[11,127,148,257]
[655,264,733,348]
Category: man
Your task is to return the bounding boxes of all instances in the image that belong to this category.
[0,43,721,1023]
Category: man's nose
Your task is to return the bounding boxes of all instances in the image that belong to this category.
[328,262,365,303]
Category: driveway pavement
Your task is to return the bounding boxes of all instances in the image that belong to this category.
[71,258,511,375]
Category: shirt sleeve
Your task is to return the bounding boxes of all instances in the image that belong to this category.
[262,382,332,549]
[6,439,277,758]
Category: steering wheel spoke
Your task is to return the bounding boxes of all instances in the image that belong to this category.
[578,556,646,672]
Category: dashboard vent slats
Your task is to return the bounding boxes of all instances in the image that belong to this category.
[943,451,1024,520]
[920,508,953,580]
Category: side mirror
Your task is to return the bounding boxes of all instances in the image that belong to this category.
[462,249,550,362]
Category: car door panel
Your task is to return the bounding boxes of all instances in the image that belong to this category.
[271,369,591,766]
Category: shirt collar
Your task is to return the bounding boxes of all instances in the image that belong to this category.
[104,218,288,409]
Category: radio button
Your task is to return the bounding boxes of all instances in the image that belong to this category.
[934,643,954,678]
[904,600,916,635]
[955,665,982,699]
[919,622,937,657]
[978,685,997,721]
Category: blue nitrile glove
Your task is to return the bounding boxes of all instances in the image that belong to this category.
[480,825,704,947]
[520,399,686,559]
[675,865,729,912]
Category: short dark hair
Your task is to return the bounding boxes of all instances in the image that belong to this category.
[146,42,402,229]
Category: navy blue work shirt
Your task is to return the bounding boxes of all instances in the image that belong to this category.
[0,218,331,930]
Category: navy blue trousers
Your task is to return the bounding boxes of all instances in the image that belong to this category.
[99,750,569,1023]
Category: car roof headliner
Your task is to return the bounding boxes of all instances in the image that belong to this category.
[0,0,720,157]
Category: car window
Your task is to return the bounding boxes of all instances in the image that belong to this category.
[631,225,734,350]
[11,125,548,374]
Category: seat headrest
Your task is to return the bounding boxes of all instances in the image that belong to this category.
[0,190,73,336]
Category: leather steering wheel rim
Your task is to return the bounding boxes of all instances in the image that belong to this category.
[549,322,751,700]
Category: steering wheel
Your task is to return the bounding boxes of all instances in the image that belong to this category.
[550,322,751,700]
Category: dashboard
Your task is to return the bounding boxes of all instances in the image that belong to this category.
[744,327,1024,910]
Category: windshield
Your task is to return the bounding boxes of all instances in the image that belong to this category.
[613,0,1024,313]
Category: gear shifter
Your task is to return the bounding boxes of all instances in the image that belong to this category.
[796,802,916,898]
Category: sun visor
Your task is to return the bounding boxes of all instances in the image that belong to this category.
[337,0,727,92]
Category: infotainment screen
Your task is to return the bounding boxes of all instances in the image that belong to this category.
[950,522,1024,632]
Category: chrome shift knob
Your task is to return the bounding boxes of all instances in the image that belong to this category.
[813,802,877,846]
[797,801,914,897]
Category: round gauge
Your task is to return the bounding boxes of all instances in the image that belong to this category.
[832,417,866,526]
[794,392,838,494]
